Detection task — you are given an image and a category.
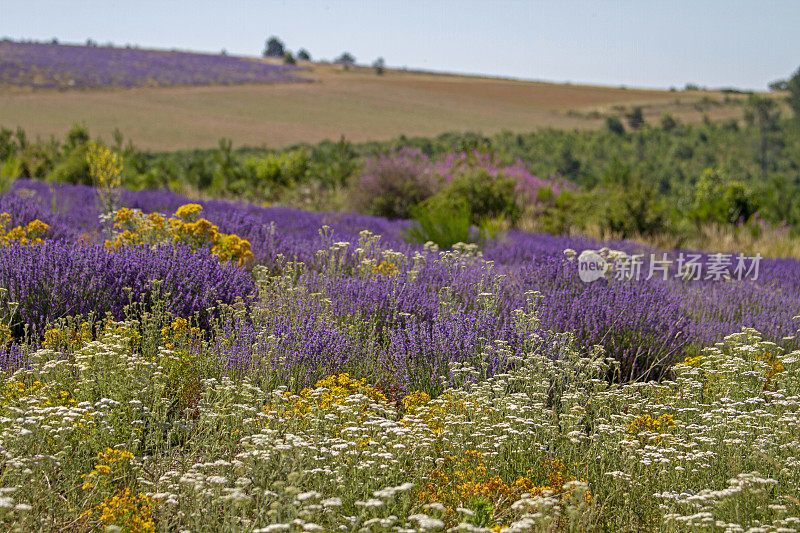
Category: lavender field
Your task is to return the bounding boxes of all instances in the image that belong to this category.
[0,40,306,89]
[1,172,800,531]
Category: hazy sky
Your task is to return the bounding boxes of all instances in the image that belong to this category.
[2,0,798,90]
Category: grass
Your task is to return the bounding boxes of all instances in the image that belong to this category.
[0,62,748,151]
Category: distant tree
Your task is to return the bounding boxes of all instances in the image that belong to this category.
[684,83,700,91]
[372,57,385,75]
[625,107,645,130]
[660,112,678,131]
[86,38,97,47]
[297,48,311,61]
[787,66,800,123]
[768,79,788,91]
[283,51,296,65]
[220,48,227,56]
[335,52,355,70]
[744,94,782,180]
[605,116,625,135]
[263,36,285,57]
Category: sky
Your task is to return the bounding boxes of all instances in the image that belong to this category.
[2,0,799,90]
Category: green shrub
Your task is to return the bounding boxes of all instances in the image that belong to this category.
[605,116,625,135]
[687,168,759,226]
[404,197,472,249]
[438,168,521,225]
[0,156,21,194]
[245,148,311,194]
[47,143,91,185]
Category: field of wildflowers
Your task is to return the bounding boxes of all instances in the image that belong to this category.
[1,173,800,530]
[0,40,305,90]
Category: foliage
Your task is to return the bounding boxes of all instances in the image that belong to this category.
[686,168,758,227]
[625,106,645,130]
[0,155,20,195]
[335,51,356,68]
[373,57,385,75]
[659,112,678,131]
[436,167,521,226]
[8,105,800,242]
[403,197,472,249]
[263,36,285,58]
[787,65,800,122]
[768,78,788,91]
[605,116,625,135]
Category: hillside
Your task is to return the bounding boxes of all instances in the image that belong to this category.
[0,42,749,150]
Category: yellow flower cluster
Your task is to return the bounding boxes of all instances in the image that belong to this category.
[87,143,123,189]
[419,452,588,527]
[757,351,786,385]
[676,354,704,367]
[82,447,135,490]
[43,321,93,353]
[105,204,254,266]
[0,323,10,346]
[627,413,676,441]
[0,213,49,247]
[160,317,201,352]
[83,488,155,533]
[404,391,466,434]
[402,390,431,413]
[295,373,389,413]
[174,204,202,220]
[372,260,399,277]
[272,374,391,425]
[42,320,141,354]
[1,380,43,409]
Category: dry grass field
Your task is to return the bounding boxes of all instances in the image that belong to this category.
[0,61,747,150]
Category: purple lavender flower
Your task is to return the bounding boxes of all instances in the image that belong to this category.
[0,40,306,90]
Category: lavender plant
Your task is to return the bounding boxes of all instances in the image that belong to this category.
[0,40,305,90]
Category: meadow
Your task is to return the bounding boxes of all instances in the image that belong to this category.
[1,165,800,530]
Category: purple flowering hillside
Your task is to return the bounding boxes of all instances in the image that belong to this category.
[0,40,306,89]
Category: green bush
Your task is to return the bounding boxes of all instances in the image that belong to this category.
[600,183,667,237]
[47,143,90,185]
[0,156,21,194]
[403,197,472,249]
[605,116,625,135]
[438,168,520,225]
[687,168,759,226]
[245,148,310,191]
